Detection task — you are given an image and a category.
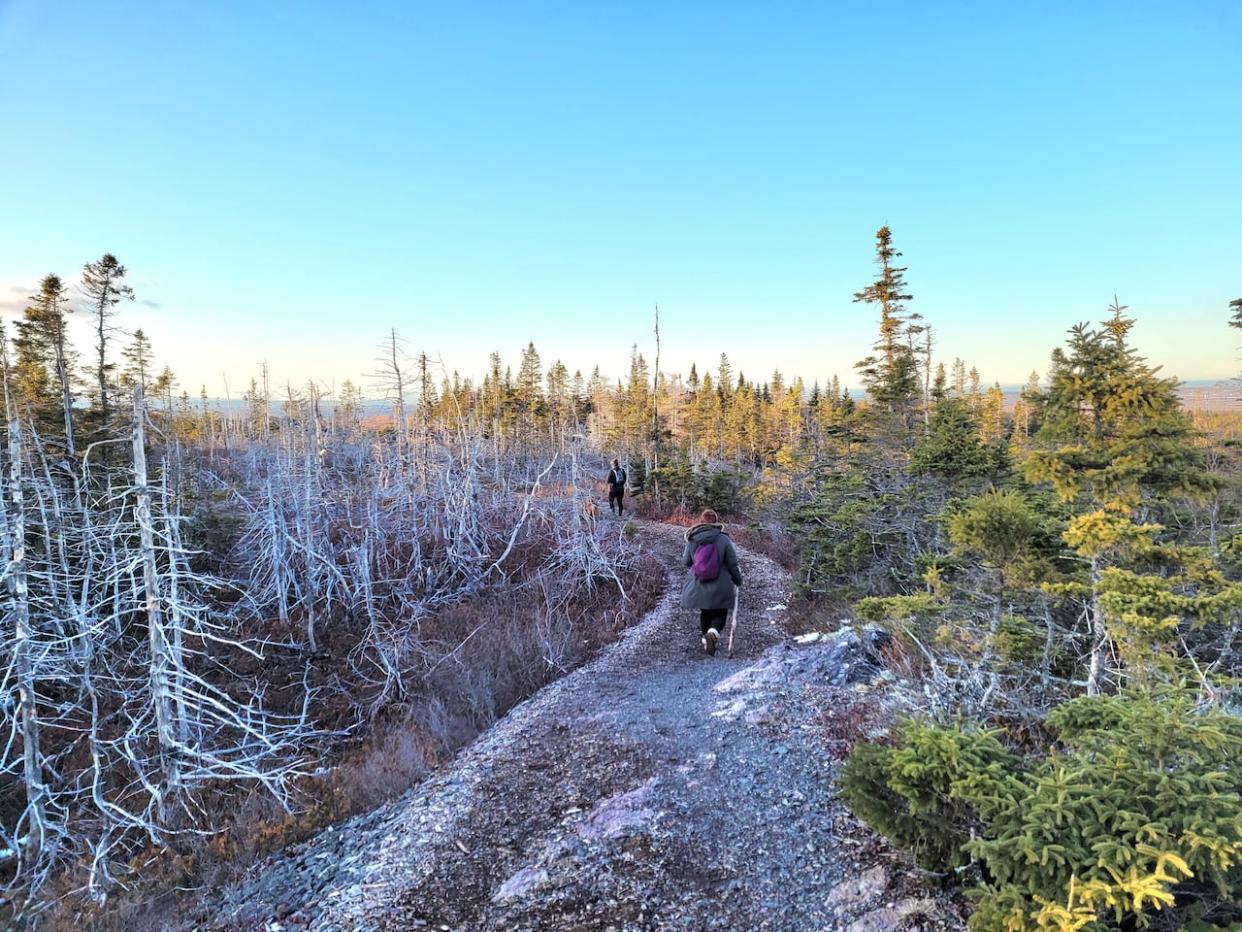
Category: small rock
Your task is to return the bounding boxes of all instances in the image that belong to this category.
[744,705,773,725]
[825,865,889,908]
[845,898,935,932]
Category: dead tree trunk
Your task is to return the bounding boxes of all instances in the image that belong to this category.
[132,384,179,807]
[6,409,47,864]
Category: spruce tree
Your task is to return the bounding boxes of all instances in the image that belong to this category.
[80,253,134,436]
[978,383,1005,445]
[931,363,948,402]
[716,353,733,401]
[546,359,570,443]
[951,358,968,397]
[625,347,652,453]
[338,378,364,426]
[853,226,921,422]
[1008,371,1041,458]
[14,274,77,453]
[1025,306,1215,692]
[949,489,1039,679]
[121,329,155,393]
[910,398,991,481]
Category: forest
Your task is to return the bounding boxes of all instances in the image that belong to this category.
[2,232,1241,931]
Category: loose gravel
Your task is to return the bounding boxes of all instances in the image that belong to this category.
[189,523,965,932]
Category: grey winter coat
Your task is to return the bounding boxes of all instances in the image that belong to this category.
[680,523,743,611]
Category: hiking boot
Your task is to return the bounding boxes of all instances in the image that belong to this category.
[705,628,719,656]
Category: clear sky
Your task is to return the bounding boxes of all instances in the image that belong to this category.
[1,0,1239,398]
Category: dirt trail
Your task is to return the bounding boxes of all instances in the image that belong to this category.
[195,522,922,931]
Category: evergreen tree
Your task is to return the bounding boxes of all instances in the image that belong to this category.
[516,343,543,407]
[80,253,135,436]
[931,363,948,402]
[121,329,155,393]
[546,359,570,444]
[338,378,364,426]
[1008,371,1041,457]
[14,274,77,452]
[910,398,992,481]
[716,353,733,401]
[624,347,652,452]
[978,383,1005,444]
[1025,306,1214,692]
[842,692,1242,931]
[153,366,177,418]
[570,370,587,423]
[949,490,1040,677]
[853,226,921,421]
[690,372,721,459]
[951,358,968,397]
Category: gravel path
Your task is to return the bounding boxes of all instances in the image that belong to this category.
[192,522,953,931]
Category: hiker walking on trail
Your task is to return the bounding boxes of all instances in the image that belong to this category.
[681,509,742,656]
[606,458,627,516]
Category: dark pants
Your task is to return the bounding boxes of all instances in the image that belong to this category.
[608,486,625,515]
[700,608,728,636]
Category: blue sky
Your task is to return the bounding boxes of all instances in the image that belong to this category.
[1,1,1239,396]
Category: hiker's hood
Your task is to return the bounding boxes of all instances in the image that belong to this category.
[685,523,724,543]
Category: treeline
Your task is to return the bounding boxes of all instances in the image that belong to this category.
[1,243,1008,489]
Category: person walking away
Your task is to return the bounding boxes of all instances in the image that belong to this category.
[606,459,627,516]
[681,509,742,656]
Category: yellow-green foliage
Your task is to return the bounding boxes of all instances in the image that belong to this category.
[854,592,946,644]
[839,720,1020,871]
[1062,508,1160,560]
[854,593,942,625]
[995,613,1043,663]
[842,692,1242,931]
[949,489,1040,571]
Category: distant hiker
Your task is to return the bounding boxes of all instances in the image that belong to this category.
[681,509,742,656]
[606,458,627,516]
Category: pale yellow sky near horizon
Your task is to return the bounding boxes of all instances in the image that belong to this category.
[2,273,1237,400]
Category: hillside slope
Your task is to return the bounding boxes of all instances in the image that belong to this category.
[192,523,960,931]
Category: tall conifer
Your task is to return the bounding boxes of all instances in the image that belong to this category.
[853,227,921,422]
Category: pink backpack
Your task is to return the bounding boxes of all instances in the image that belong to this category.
[692,540,721,582]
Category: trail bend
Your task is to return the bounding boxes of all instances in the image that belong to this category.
[196,522,923,931]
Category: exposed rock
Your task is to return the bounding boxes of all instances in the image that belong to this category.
[577,779,657,842]
[492,865,549,903]
[826,865,890,908]
[846,897,940,931]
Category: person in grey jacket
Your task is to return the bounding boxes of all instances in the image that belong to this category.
[681,509,743,656]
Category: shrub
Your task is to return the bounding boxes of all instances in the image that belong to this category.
[841,692,1242,930]
[643,455,754,515]
[995,613,1043,663]
[839,719,1020,871]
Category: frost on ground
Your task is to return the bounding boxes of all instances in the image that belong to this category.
[191,523,965,931]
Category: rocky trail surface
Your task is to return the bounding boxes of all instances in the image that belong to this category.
[192,522,960,931]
